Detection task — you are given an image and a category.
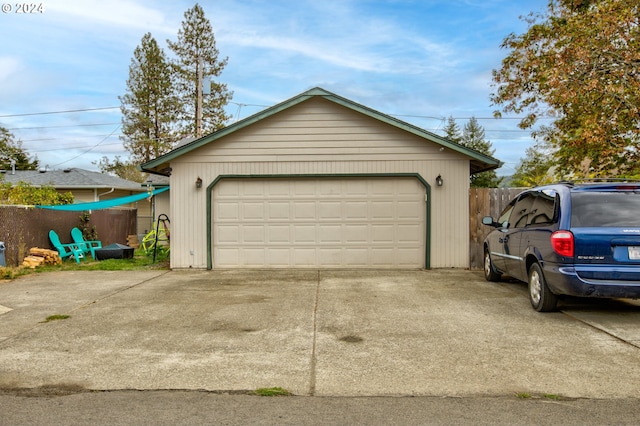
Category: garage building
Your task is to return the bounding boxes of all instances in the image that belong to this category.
[141,88,500,269]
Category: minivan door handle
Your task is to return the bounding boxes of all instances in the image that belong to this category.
[499,236,509,243]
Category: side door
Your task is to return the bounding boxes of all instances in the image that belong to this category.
[502,192,536,280]
[486,199,516,273]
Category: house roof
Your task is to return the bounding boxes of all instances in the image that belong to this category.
[0,168,144,191]
[140,87,502,176]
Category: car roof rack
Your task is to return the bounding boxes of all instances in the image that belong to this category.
[556,178,640,186]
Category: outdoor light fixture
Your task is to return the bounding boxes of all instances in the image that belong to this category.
[436,174,443,187]
[195,177,203,189]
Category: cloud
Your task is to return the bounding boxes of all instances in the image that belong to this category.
[51,0,171,34]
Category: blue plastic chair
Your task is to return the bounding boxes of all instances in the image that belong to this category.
[49,230,84,263]
[70,227,102,259]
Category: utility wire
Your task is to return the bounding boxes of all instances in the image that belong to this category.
[0,106,119,118]
[7,122,120,131]
[51,125,121,168]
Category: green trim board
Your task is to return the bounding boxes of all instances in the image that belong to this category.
[206,173,431,270]
[141,87,501,176]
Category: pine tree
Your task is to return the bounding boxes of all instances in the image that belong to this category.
[119,32,178,164]
[459,117,502,188]
[0,126,38,170]
[443,115,462,144]
[168,3,232,137]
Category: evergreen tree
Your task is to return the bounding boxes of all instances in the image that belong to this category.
[0,126,39,170]
[442,115,462,144]
[442,116,501,187]
[168,3,232,137]
[119,32,178,164]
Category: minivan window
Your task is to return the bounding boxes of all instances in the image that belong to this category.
[511,193,535,228]
[571,192,640,227]
[528,191,557,226]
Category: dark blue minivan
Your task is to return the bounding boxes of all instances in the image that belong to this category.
[482,182,640,311]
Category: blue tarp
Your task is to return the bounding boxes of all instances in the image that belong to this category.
[36,186,169,211]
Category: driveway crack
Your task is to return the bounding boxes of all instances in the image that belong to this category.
[308,269,320,396]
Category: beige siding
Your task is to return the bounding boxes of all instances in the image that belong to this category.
[168,98,471,269]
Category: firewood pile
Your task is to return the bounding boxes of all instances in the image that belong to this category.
[127,234,140,249]
[22,248,63,269]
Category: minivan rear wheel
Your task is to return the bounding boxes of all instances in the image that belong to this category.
[528,262,558,312]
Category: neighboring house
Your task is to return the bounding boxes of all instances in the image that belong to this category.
[141,87,501,270]
[0,168,153,236]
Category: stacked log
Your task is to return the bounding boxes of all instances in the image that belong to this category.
[126,235,140,249]
[22,248,62,268]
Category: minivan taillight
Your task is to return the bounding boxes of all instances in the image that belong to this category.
[551,230,574,257]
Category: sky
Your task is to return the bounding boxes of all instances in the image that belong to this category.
[0,0,550,176]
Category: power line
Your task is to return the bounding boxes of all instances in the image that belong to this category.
[51,125,121,168]
[7,122,120,131]
[0,106,119,118]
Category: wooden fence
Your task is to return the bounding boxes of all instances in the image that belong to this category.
[0,206,137,267]
[469,188,523,270]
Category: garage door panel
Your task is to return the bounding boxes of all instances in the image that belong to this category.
[216,248,239,266]
[344,224,368,243]
[213,178,425,268]
[293,201,316,219]
[268,202,290,220]
[242,202,264,219]
[267,225,289,243]
[371,248,395,265]
[345,180,368,195]
[370,201,394,219]
[217,202,239,220]
[319,248,342,266]
[242,181,264,196]
[267,248,290,266]
[293,225,316,243]
[397,248,423,265]
[244,249,266,266]
[318,225,342,243]
[242,225,265,243]
[398,201,422,219]
[397,224,422,243]
[319,202,341,220]
[371,225,395,243]
[343,248,368,265]
[343,201,368,219]
[217,225,239,243]
[293,248,316,266]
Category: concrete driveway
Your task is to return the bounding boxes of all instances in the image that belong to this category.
[1,269,640,398]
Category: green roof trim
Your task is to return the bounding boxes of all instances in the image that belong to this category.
[140,87,502,175]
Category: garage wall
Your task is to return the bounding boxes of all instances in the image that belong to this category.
[167,98,471,269]
[170,159,469,269]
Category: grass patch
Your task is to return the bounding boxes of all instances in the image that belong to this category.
[0,266,33,280]
[1,249,170,281]
[253,387,292,397]
[515,392,532,399]
[39,249,170,273]
[42,314,70,323]
[544,393,562,400]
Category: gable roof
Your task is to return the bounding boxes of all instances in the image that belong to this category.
[140,87,502,176]
[0,168,144,191]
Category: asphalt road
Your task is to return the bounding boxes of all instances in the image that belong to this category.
[1,391,640,425]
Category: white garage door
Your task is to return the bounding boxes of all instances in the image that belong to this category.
[212,177,426,268]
